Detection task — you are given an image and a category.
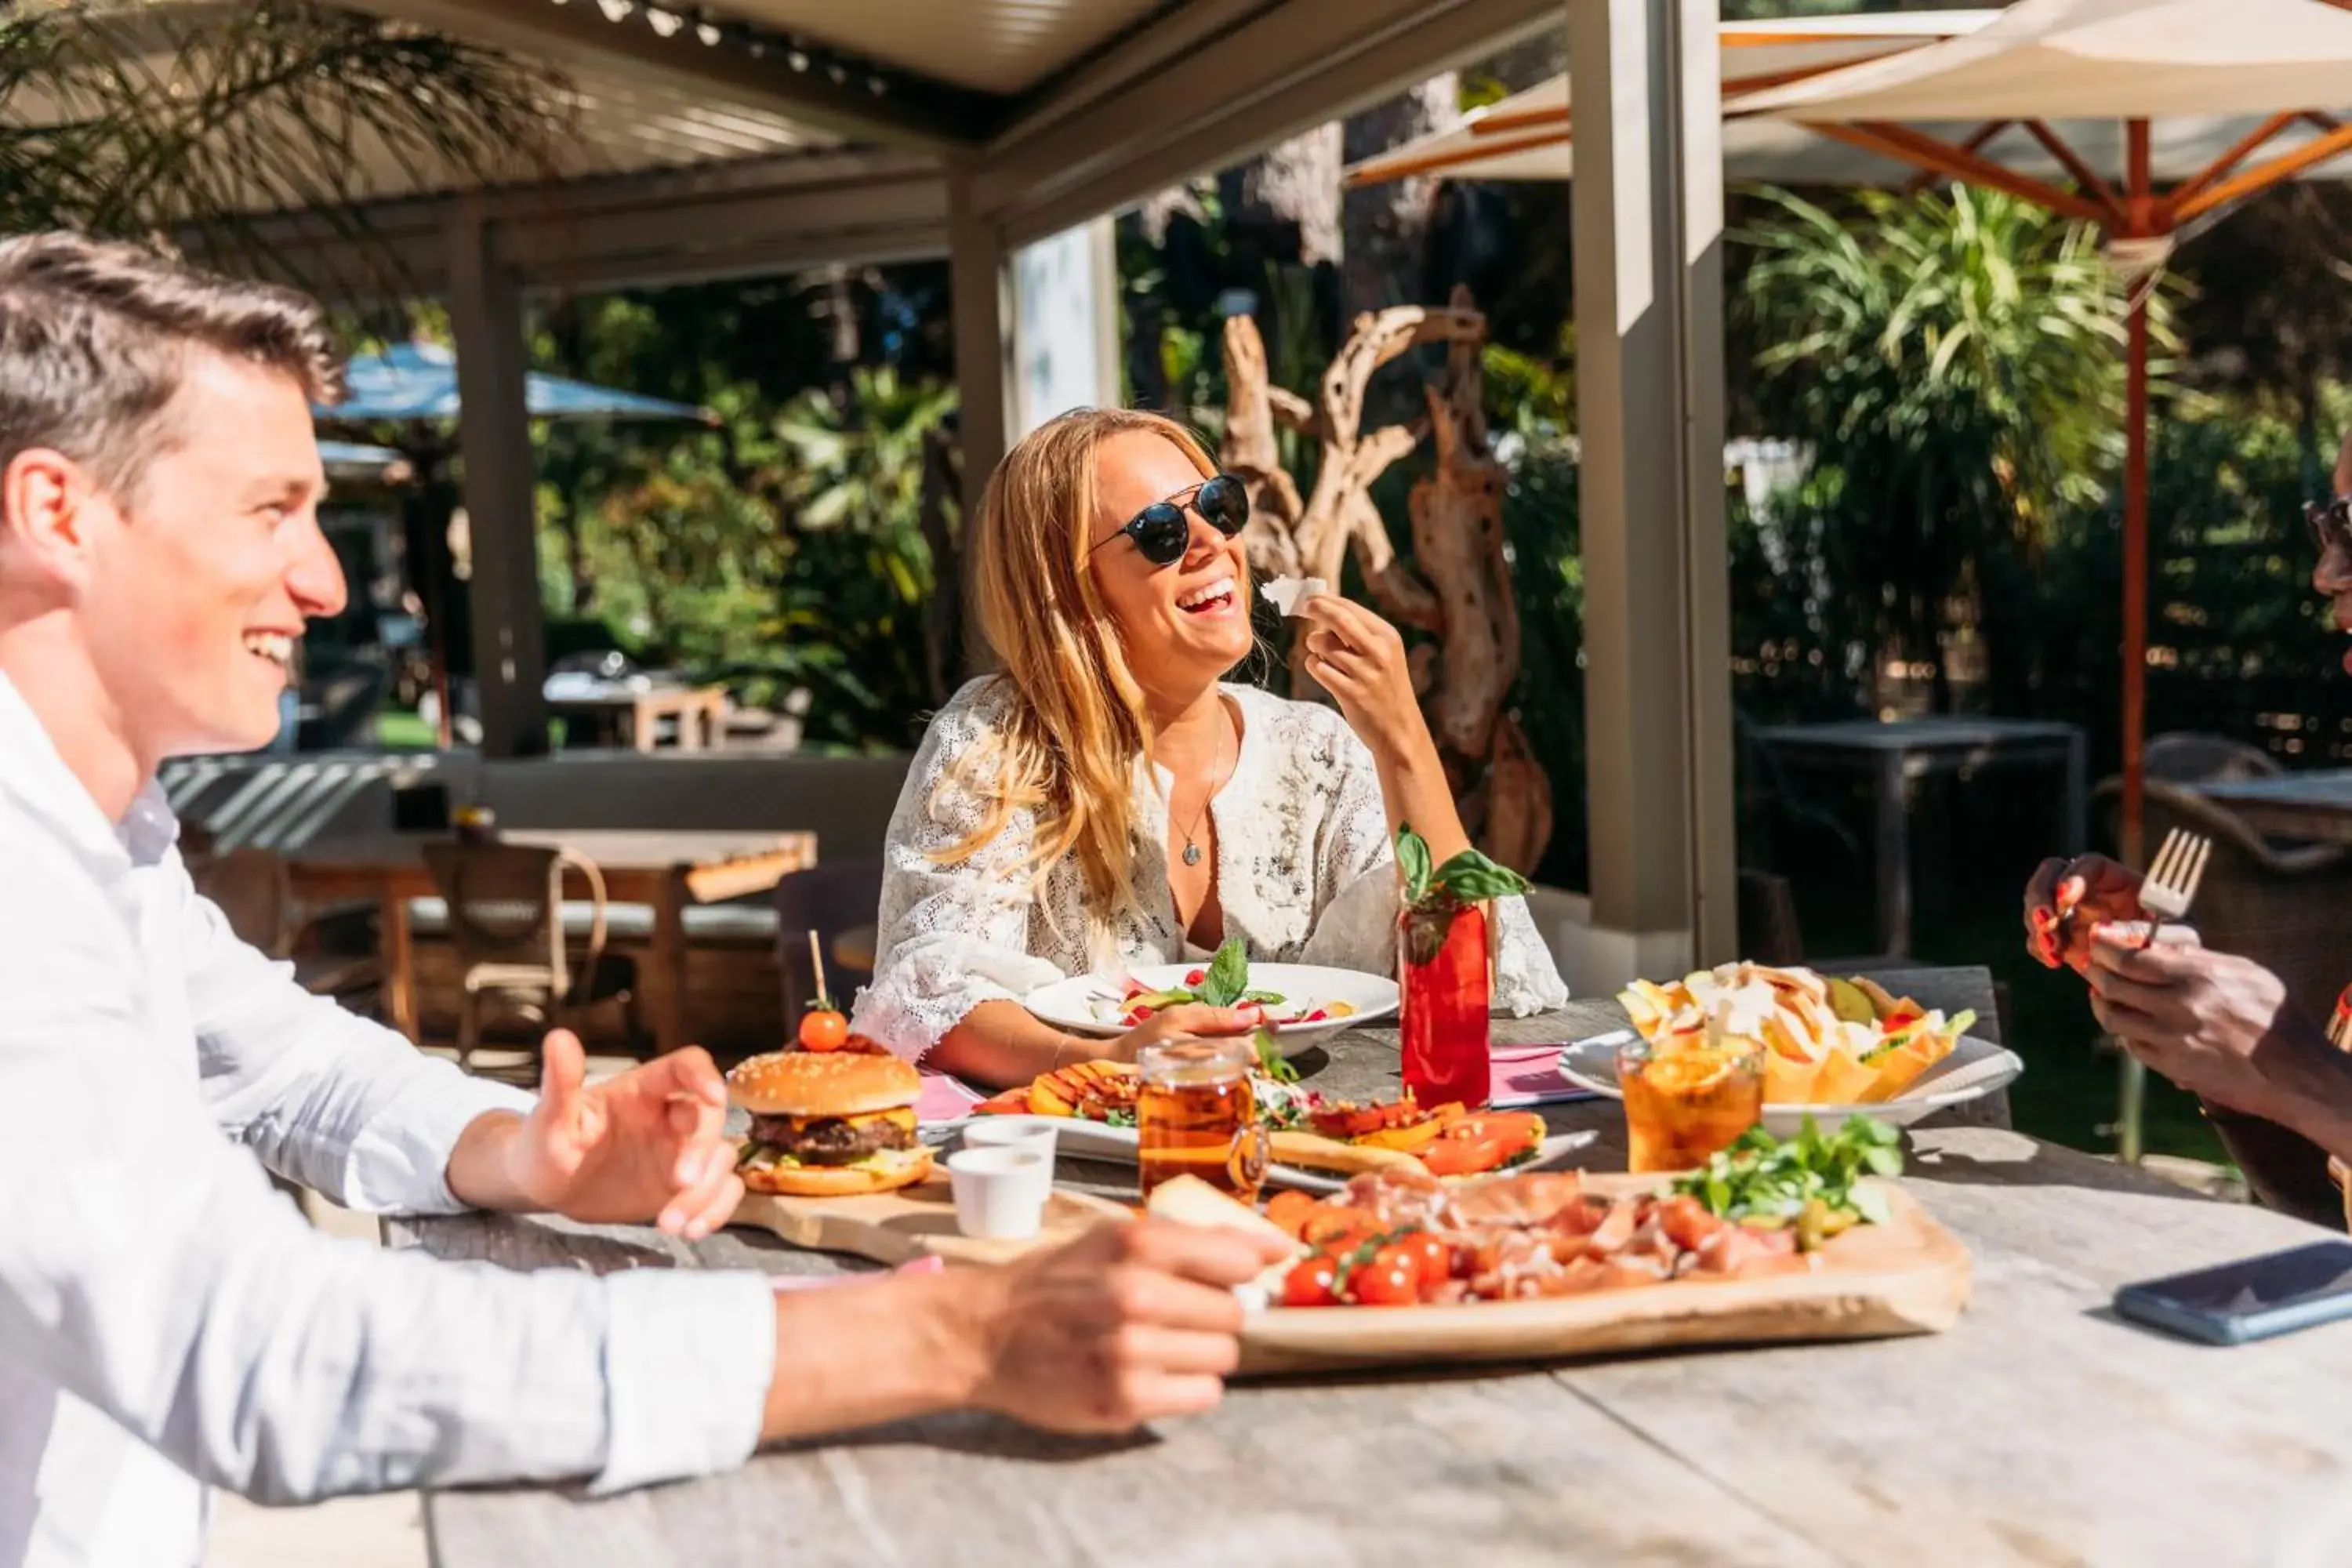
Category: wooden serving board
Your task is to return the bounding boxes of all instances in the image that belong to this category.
[730,1177,1132,1266]
[1236,1175,1970,1375]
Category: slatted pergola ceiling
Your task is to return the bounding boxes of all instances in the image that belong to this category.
[702,0,1173,94]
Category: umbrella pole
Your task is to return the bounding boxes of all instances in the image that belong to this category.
[2117,120,2154,1165]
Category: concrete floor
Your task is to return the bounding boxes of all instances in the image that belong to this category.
[208,1047,639,1567]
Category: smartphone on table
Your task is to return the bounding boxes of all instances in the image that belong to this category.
[2115,1240,2352,1345]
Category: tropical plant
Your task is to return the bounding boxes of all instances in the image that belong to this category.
[1738,184,2155,708]
[0,2,564,290]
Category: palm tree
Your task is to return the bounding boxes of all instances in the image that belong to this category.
[1738,183,2155,710]
[0,2,566,292]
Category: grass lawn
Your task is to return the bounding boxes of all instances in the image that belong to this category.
[374,708,434,750]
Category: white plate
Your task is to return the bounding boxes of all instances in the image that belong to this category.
[1554,1030,2025,1135]
[1024,963,1399,1057]
[960,1115,1595,1195]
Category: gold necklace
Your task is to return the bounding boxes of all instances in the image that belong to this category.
[1166,712,1231,869]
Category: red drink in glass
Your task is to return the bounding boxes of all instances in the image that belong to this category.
[1400,902,1490,1109]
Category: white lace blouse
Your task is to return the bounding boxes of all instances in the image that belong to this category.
[852,677,1570,1062]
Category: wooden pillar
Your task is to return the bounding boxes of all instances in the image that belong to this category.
[948,165,1015,672]
[445,201,548,758]
[1570,0,1737,977]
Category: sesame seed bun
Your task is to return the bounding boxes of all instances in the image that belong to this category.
[727,1049,920,1118]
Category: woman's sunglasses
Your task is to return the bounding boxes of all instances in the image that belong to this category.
[1091,473,1250,568]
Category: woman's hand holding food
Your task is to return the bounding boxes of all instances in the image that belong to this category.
[2022,853,2145,973]
[1296,593,1431,763]
[1107,1002,1259,1061]
[1294,593,1472,866]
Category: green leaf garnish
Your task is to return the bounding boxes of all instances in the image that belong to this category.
[1201,936,1250,1008]
[1396,824,1435,905]
[1395,826,1530,913]
[1670,1115,1904,1250]
[1253,1027,1298,1083]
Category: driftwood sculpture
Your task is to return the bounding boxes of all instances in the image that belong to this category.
[1219,286,1552,873]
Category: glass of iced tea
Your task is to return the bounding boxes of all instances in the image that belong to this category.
[1619,1036,1765,1174]
[1136,1036,1270,1202]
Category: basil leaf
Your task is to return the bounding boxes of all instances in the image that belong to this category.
[1428,848,1532,903]
[1396,825,1435,905]
[1203,937,1250,1007]
[1253,1028,1298,1083]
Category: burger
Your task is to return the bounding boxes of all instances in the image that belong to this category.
[728,1050,934,1196]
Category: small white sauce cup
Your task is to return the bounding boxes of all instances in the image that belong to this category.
[946,1147,1053,1240]
[960,1119,1059,1161]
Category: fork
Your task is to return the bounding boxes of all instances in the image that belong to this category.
[2136,827,2212,926]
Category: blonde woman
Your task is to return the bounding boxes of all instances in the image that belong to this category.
[853,409,1566,1087]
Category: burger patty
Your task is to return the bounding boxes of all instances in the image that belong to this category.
[748,1112,916,1165]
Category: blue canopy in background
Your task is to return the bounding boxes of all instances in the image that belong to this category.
[318,342,709,424]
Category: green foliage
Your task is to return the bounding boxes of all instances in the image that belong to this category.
[0,4,564,289]
[1498,435,1588,889]
[1737,185,2151,691]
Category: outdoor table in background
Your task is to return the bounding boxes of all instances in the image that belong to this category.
[401,1004,2352,1566]
[1751,717,2088,956]
[545,683,730,753]
[2196,769,2352,844]
[285,829,815,1052]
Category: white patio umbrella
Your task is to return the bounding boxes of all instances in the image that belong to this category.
[1345,13,2001,190]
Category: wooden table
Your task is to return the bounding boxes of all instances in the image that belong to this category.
[286,829,815,1052]
[2198,769,2352,844]
[401,1004,2352,1566]
[546,684,729,753]
[1752,717,2088,956]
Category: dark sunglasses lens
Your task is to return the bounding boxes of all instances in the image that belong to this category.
[1197,474,1250,535]
[1130,504,1192,564]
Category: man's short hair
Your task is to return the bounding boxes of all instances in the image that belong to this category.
[0,231,343,503]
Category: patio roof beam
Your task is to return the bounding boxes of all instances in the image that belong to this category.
[337,0,991,152]
[181,151,950,299]
[976,0,1560,249]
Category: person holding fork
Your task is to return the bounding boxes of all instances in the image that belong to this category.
[2021,469,2352,1219]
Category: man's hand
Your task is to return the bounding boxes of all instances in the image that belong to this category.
[758,1218,1289,1444]
[448,1030,742,1239]
[2024,854,2144,973]
[2085,925,2336,1125]
[963,1219,1283,1431]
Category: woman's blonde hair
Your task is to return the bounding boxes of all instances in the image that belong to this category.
[939,408,1218,916]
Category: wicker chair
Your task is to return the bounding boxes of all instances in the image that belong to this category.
[773,856,885,1019]
[2143,731,2283,786]
[187,845,380,1007]
[422,840,640,1071]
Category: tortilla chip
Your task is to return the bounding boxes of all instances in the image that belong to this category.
[1763,1047,1828,1105]
[1810,1026,1882,1104]
[1860,1013,1965,1102]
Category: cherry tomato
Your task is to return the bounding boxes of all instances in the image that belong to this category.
[1280,1254,1341,1308]
[1348,1247,1423,1306]
[1184,968,1207,987]
[1398,1231,1452,1286]
[797,1007,849,1051]
[1129,1006,1155,1022]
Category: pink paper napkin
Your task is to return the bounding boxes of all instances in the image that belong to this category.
[916,1069,985,1123]
[1489,1044,1599,1109]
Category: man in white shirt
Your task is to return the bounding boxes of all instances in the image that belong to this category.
[0,232,1282,1567]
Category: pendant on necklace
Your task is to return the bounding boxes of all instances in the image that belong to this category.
[1183,841,1203,867]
